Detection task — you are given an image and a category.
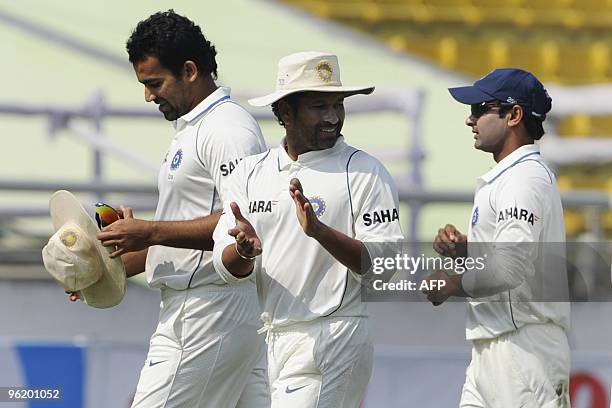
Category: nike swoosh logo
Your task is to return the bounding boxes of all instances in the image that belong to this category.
[285,385,308,394]
[148,360,166,367]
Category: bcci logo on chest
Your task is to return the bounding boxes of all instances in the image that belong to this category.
[471,206,479,227]
[170,149,183,171]
[308,196,326,218]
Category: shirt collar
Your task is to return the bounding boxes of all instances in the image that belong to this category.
[277,136,347,171]
[173,86,231,131]
[479,144,541,184]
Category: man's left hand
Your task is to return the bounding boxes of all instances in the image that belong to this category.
[289,178,322,238]
[97,207,152,258]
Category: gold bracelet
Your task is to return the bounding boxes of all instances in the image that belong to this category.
[235,242,257,260]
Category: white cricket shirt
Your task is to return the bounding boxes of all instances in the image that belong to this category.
[212,137,404,328]
[463,144,570,340]
[146,87,267,289]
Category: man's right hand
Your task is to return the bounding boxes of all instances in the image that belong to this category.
[227,202,262,259]
[433,224,468,258]
[66,291,80,302]
[220,202,262,279]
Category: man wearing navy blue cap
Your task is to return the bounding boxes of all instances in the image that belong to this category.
[448,68,552,157]
[424,69,570,407]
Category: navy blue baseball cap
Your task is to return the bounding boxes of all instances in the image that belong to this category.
[448,68,552,121]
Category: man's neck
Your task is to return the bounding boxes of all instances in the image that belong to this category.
[493,140,534,162]
[283,139,300,161]
[283,132,308,160]
[188,75,218,112]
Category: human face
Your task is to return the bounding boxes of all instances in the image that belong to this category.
[288,92,345,154]
[133,56,191,121]
[465,102,509,155]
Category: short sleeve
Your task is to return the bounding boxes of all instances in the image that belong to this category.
[350,152,404,242]
[492,173,546,243]
[347,152,404,263]
[198,108,265,203]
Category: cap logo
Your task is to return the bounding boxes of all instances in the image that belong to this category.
[60,230,78,248]
[506,97,517,104]
[316,60,333,83]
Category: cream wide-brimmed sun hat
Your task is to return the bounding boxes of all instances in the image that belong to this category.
[248,51,374,107]
[42,190,126,308]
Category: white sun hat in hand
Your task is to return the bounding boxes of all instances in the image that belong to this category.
[42,190,126,308]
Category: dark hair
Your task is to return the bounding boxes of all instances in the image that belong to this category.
[271,93,302,127]
[126,10,218,79]
[497,103,545,140]
[524,115,545,140]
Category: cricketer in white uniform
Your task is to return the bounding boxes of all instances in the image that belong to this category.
[97,11,270,408]
[212,52,404,408]
[132,86,269,408]
[425,68,570,408]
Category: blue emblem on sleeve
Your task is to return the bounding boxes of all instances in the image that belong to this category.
[170,149,183,170]
[309,196,326,218]
[471,206,479,227]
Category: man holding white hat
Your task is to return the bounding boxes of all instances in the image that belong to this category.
[52,10,270,408]
[43,190,126,308]
[212,51,404,408]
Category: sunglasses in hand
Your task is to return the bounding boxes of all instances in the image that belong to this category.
[94,202,121,230]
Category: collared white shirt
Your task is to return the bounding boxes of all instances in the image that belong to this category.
[462,144,570,340]
[146,87,267,289]
[212,137,404,328]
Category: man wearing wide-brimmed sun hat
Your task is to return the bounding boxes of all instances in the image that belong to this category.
[211,51,405,408]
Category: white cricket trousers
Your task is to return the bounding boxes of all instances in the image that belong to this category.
[460,323,570,408]
[265,316,372,408]
[131,282,270,408]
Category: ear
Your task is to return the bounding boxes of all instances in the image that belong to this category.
[183,61,198,83]
[507,105,524,128]
[278,100,295,127]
